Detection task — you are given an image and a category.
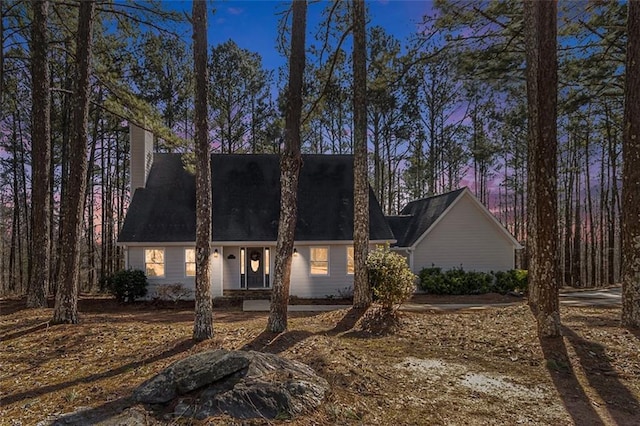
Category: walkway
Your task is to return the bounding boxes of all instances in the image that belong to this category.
[243,286,622,312]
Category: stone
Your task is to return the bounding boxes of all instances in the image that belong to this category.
[174,350,250,394]
[132,350,329,421]
[133,349,249,404]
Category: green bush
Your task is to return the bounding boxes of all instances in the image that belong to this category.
[104,269,148,303]
[418,267,528,295]
[418,267,445,293]
[366,246,417,312]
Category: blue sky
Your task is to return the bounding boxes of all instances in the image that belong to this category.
[169,1,434,71]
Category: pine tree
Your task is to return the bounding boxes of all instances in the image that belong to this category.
[52,0,96,324]
[192,0,214,341]
[267,0,307,333]
[523,0,561,337]
[27,0,50,308]
[352,0,370,308]
[621,0,640,328]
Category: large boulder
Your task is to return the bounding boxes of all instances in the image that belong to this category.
[133,350,329,420]
[133,349,249,404]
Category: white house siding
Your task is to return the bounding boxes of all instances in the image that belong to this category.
[127,243,379,298]
[289,244,354,298]
[211,246,223,297]
[127,246,222,298]
[411,194,515,273]
[222,247,241,290]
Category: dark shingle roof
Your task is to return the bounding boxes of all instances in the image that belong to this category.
[118,154,394,243]
[389,188,465,247]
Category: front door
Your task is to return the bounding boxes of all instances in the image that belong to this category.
[246,247,264,288]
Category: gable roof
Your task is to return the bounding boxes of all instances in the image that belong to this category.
[390,188,465,247]
[389,187,522,249]
[118,154,394,243]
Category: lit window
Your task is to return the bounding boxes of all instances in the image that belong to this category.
[240,248,246,287]
[265,248,270,287]
[347,246,354,274]
[145,249,165,277]
[310,247,329,275]
[185,248,196,276]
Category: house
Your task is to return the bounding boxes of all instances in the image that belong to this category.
[118,124,522,299]
[117,124,395,298]
[387,188,523,274]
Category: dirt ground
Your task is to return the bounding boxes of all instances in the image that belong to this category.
[1,296,639,425]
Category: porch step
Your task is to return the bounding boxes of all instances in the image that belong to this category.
[223,289,272,299]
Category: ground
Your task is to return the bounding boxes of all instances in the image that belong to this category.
[1,295,639,425]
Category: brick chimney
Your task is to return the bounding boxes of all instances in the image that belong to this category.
[129,121,153,191]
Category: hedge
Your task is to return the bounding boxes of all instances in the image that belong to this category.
[418,267,528,295]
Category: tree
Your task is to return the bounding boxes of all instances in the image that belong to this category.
[622,0,640,328]
[523,0,561,337]
[52,0,96,324]
[132,32,192,141]
[352,0,370,308]
[26,0,50,308]
[209,40,274,153]
[267,0,306,333]
[192,0,213,341]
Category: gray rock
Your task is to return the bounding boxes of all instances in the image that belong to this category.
[133,350,329,420]
[131,366,177,404]
[174,350,250,394]
[133,349,249,404]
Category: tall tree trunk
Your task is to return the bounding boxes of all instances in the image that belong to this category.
[10,113,21,292]
[84,94,101,292]
[584,123,596,287]
[604,102,617,285]
[352,0,370,308]
[524,0,561,338]
[27,0,51,308]
[53,42,74,292]
[192,0,214,342]
[563,145,574,287]
[622,0,640,328]
[573,165,581,287]
[599,130,607,287]
[52,0,95,324]
[267,0,306,333]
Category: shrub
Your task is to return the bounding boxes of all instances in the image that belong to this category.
[336,286,354,299]
[513,269,528,292]
[494,269,528,294]
[366,246,417,312]
[462,270,494,294]
[418,267,528,295]
[154,283,193,303]
[418,267,445,293]
[104,269,148,303]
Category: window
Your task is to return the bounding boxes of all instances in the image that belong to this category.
[265,248,270,287]
[310,247,329,275]
[185,248,196,276]
[145,249,165,277]
[347,246,354,274]
[240,248,246,287]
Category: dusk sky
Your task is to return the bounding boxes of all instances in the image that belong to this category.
[168,0,434,71]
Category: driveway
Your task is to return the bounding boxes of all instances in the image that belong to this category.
[558,286,621,307]
[243,287,622,312]
[402,286,622,311]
